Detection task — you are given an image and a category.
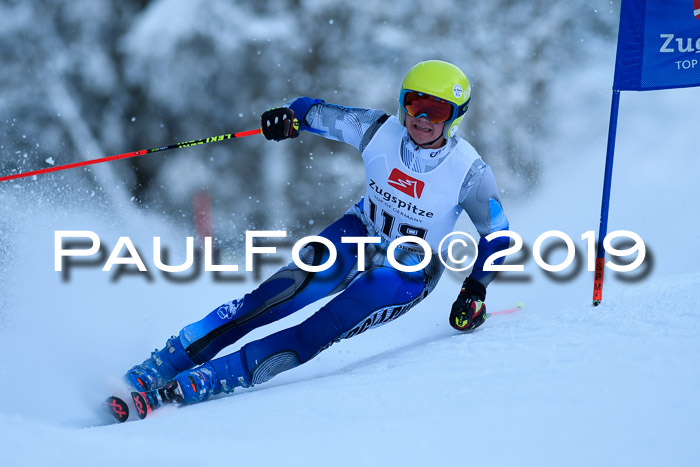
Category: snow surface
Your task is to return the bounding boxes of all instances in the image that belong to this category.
[1,48,700,467]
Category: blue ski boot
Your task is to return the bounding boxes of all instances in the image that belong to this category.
[125,336,196,393]
[128,366,221,420]
[167,363,222,405]
[167,349,257,405]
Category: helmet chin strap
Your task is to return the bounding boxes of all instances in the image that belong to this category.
[422,133,444,148]
[408,132,445,149]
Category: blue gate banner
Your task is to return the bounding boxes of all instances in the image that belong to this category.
[614,0,700,90]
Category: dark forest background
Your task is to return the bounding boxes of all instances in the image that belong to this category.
[0,0,617,247]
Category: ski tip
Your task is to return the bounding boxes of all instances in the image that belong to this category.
[131,392,151,420]
[105,396,130,423]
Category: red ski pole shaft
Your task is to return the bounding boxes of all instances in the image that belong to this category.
[485,303,523,318]
[0,128,262,183]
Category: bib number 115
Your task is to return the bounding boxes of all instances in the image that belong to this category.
[367,199,428,240]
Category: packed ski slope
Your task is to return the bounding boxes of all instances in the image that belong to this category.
[1,72,700,467]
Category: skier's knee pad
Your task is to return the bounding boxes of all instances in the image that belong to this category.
[249,351,302,386]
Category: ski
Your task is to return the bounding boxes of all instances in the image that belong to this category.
[105,396,130,423]
[104,383,178,423]
[130,389,167,420]
[131,391,155,420]
[130,382,183,420]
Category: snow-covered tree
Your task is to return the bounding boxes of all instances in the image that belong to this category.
[0,0,618,245]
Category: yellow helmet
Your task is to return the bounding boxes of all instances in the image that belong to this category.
[398,60,471,139]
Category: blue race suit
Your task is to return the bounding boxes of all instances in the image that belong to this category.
[128,98,509,396]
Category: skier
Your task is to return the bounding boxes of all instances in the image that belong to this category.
[125,60,510,407]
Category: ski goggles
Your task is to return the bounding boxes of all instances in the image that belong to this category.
[400,90,468,124]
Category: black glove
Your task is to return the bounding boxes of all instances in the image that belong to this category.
[261,107,299,141]
[449,277,487,331]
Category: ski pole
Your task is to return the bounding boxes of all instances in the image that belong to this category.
[485,302,523,318]
[0,128,262,183]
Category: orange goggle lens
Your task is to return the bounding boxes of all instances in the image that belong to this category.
[401,91,455,124]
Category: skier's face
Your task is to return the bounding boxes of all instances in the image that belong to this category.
[405,114,446,148]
